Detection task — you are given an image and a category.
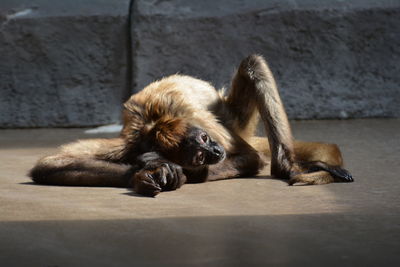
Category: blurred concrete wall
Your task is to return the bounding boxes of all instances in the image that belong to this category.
[1,0,399,127]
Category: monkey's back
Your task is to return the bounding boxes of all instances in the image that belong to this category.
[131,74,222,112]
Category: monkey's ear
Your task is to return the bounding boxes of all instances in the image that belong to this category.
[146,117,188,151]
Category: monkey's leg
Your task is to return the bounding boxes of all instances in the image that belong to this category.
[249,138,344,166]
[30,154,136,187]
[248,137,353,184]
[227,54,295,179]
[290,141,353,184]
[229,55,354,185]
[294,141,343,166]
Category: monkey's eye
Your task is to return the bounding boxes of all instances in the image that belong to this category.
[200,133,208,143]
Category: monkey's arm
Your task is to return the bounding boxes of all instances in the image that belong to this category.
[209,152,266,181]
[30,138,140,187]
[30,138,186,196]
[30,155,139,187]
[182,150,266,183]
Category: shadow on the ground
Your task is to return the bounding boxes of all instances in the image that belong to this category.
[0,213,398,266]
[20,175,290,198]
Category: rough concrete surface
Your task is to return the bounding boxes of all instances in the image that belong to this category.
[0,0,130,127]
[0,119,399,266]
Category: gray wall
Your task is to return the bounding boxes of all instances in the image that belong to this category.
[1,0,399,127]
[0,0,130,127]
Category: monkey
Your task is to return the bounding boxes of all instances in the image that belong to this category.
[30,55,353,197]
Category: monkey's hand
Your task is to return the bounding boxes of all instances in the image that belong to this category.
[132,152,187,197]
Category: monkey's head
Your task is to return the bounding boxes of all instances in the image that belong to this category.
[178,127,226,168]
[144,117,226,168]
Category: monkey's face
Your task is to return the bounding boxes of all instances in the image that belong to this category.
[177,127,226,168]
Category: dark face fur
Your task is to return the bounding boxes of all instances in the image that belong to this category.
[175,127,226,168]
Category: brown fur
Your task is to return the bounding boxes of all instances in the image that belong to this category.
[30,54,352,196]
[145,116,188,151]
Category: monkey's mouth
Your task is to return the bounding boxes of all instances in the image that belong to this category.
[194,151,206,166]
[193,149,225,166]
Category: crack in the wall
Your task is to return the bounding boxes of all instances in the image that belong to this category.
[124,0,135,102]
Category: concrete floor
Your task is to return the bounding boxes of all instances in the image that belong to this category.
[0,119,399,266]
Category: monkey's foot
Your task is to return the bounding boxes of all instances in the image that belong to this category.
[329,167,354,183]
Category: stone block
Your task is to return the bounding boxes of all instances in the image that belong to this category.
[0,0,131,127]
[132,0,400,119]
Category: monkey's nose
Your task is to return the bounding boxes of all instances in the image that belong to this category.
[213,146,223,156]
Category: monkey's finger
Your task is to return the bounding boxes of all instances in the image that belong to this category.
[162,164,177,189]
[145,167,166,187]
[173,167,185,189]
[135,180,161,197]
[170,170,180,190]
[174,166,187,189]
[133,173,162,197]
[172,168,180,189]
[164,164,175,186]
[157,167,168,187]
